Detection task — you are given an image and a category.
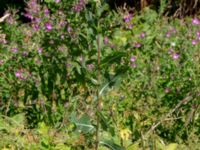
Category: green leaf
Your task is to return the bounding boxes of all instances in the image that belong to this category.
[165,143,178,150]
[159,0,167,15]
[70,113,94,134]
[0,117,8,131]
[55,144,71,150]
[99,75,122,96]
[100,140,125,150]
[126,143,140,150]
[37,122,49,135]
[101,51,126,67]
[44,0,54,3]
[11,113,25,126]
[97,111,108,129]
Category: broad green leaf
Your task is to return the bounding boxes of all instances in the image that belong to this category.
[70,113,94,134]
[99,75,122,96]
[11,113,25,125]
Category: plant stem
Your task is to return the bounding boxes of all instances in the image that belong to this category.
[95,34,101,150]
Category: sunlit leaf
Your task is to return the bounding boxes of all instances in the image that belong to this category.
[165,143,178,150]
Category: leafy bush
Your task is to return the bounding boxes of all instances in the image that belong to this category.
[0,0,199,149]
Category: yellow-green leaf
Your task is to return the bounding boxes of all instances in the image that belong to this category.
[165,143,178,150]
[126,143,140,150]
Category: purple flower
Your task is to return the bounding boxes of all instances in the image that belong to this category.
[192,39,197,45]
[79,56,84,62]
[74,5,81,12]
[130,63,137,68]
[172,53,180,60]
[11,48,18,53]
[166,32,171,38]
[55,0,60,3]
[34,18,41,23]
[24,0,40,21]
[168,48,174,54]
[0,59,4,65]
[30,1,37,7]
[59,21,66,27]
[32,24,40,31]
[127,24,133,29]
[23,51,28,56]
[79,0,85,5]
[140,32,146,38]
[67,26,72,33]
[103,36,109,45]
[45,22,52,31]
[87,64,94,71]
[24,13,34,20]
[44,8,50,15]
[73,0,86,13]
[38,48,43,54]
[130,56,136,62]
[130,55,137,68]
[192,18,200,25]
[197,31,200,37]
[110,44,115,49]
[134,42,142,48]
[15,70,22,78]
[165,88,171,93]
[123,13,133,23]
[196,31,200,40]
[171,28,177,34]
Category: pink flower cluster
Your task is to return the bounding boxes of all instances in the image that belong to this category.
[130,56,137,68]
[166,28,177,38]
[24,0,40,21]
[192,18,200,25]
[123,13,134,30]
[15,69,31,80]
[192,31,200,45]
[73,0,86,13]
[123,13,133,23]
[168,48,180,60]
[24,0,54,31]
[87,64,94,71]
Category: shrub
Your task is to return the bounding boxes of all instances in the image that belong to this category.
[0,0,199,149]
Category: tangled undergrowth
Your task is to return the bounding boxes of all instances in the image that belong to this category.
[0,0,199,149]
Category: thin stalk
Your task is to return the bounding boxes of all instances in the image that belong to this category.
[95,34,101,150]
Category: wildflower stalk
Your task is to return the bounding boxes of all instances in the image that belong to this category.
[95,34,101,150]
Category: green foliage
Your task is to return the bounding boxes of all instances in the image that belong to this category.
[0,0,200,149]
